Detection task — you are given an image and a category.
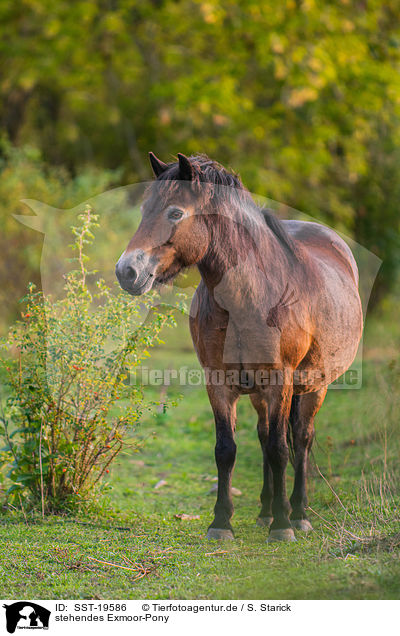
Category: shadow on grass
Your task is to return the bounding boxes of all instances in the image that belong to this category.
[0,515,135,532]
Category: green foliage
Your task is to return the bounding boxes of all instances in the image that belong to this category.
[0,206,181,513]
[0,0,400,299]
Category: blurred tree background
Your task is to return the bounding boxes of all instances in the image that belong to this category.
[1,0,400,329]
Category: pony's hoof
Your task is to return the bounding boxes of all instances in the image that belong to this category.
[256,516,273,528]
[206,528,234,541]
[291,519,313,533]
[267,528,296,543]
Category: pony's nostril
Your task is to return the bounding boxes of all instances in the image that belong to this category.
[126,265,138,283]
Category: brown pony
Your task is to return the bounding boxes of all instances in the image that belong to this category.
[116,153,363,542]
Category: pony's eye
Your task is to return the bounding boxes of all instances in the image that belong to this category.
[167,208,184,221]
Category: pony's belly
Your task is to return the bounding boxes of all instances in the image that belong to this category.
[295,308,363,392]
[190,273,363,394]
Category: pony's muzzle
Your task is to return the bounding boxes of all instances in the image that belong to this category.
[115,249,155,295]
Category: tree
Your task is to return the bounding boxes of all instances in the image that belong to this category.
[0,0,399,300]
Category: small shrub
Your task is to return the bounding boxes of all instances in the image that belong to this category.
[0,206,181,514]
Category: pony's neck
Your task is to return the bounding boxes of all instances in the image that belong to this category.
[197,205,289,294]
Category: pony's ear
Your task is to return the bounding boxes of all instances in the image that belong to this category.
[177,153,194,181]
[149,151,168,178]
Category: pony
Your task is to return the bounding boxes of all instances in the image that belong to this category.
[116,152,362,542]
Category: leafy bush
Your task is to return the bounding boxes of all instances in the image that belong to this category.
[0,206,180,514]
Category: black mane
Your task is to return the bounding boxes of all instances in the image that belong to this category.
[260,207,297,258]
[157,153,245,190]
[155,154,297,257]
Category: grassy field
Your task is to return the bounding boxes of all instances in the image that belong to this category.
[0,302,399,600]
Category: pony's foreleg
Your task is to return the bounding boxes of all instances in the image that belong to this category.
[206,384,239,541]
[289,387,327,532]
[266,385,296,542]
[250,395,273,528]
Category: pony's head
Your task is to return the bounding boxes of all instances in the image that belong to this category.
[115,152,245,295]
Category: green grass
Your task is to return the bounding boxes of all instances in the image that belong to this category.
[1,308,400,599]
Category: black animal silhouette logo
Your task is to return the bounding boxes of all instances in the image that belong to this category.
[3,602,50,633]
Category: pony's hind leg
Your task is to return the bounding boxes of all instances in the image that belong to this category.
[250,394,273,528]
[289,388,327,532]
[206,384,239,541]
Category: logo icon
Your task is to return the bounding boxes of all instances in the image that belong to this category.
[3,602,50,633]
